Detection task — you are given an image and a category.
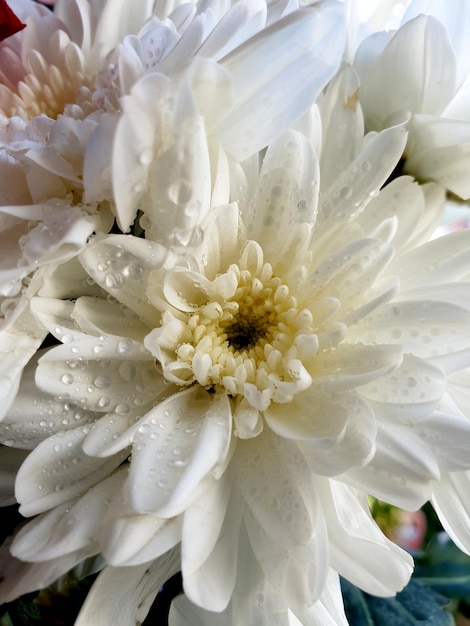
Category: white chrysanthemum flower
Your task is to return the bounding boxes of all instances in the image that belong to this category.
[100,1,346,239]
[353,0,470,199]
[0,0,159,122]
[5,75,470,619]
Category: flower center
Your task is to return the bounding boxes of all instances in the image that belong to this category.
[148,241,318,411]
[224,316,268,351]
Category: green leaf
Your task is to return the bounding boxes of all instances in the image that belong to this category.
[341,578,455,626]
[415,534,470,603]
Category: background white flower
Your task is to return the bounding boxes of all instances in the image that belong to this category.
[353,0,470,199]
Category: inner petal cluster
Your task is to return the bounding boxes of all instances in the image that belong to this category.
[146,241,317,411]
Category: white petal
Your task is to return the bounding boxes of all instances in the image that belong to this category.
[128,388,232,517]
[72,296,149,341]
[164,269,210,312]
[432,471,470,555]
[182,473,231,575]
[144,91,214,248]
[286,513,329,606]
[235,431,315,547]
[82,404,155,457]
[16,427,127,516]
[36,336,160,413]
[79,234,167,325]
[265,389,349,444]
[388,227,470,288]
[30,297,89,343]
[102,514,181,567]
[317,126,407,230]
[219,5,346,160]
[346,419,440,509]
[405,115,470,199]
[354,299,470,363]
[11,468,126,561]
[309,343,403,390]
[358,176,425,251]
[202,203,241,281]
[197,1,267,61]
[293,569,348,626]
[244,129,319,260]
[356,16,456,126]
[0,307,46,421]
[0,352,96,449]
[75,548,181,626]
[183,490,242,612]
[402,0,470,85]
[169,594,232,626]
[319,66,363,190]
[299,393,376,476]
[0,545,99,605]
[413,411,470,472]
[359,354,446,419]
[318,479,413,596]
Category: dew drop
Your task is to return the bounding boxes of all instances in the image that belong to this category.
[61,373,74,385]
[118,361,136,382]
[139,148,153,165]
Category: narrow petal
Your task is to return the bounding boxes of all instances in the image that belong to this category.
[318,479,413,596]
[346,419,440,509]
[317,126,407,230]
[358,354,446,420]
[183,489,242,612]
[244,129,319,260]
[432,471,470,555]
[235,431,315,548]
[354,300,470,362]
[128,388,232,517]
[75,548,181,626]
[0,308,46,422]
[16,427,127,516]
[219,4,346,160]
[299,392,377,476]
[102,514,181,567]
[11,468,126,561]
[388,228,470,288]
[0,545,99,605]
[182,473,231,575]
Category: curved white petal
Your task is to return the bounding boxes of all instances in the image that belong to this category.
[432,471,470,555]
[219,4,346,161]
[16,426,127,516]
[128,388,232,517]
[75,548,181,626]
[318,479,413,596]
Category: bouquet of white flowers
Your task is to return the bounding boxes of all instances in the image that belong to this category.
[1,1,470,624]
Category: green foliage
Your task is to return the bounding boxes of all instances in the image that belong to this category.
[341,578,455,626]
